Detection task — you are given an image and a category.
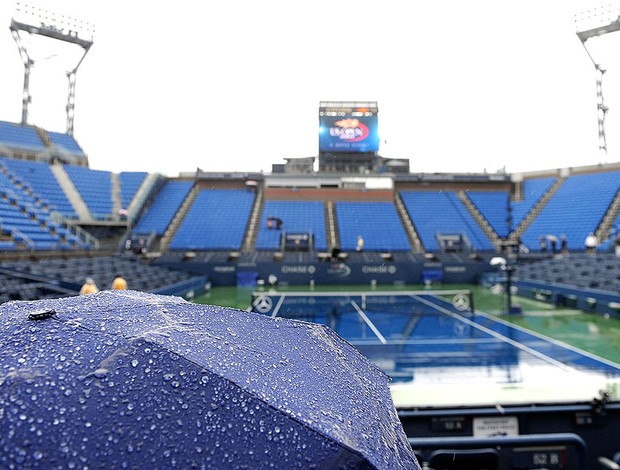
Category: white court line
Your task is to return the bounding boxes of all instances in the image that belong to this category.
[270,295,286,318]
[350,300,387,344]
[411,294,577,372]
[474,309,620,371]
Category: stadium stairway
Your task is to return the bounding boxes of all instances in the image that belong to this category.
[597,187,620,243]
[34,126,53,148]
[242,184,264,252]
[510,175,565,243]
[457,191,501,249]
[125,173,162,223]
[49,161,91,220]
[325,200,338,250]
[160,183,199,252]
[394,192,423,253]
[110,173,123,215]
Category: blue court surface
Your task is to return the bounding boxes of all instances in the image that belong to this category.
[251,290,620,408]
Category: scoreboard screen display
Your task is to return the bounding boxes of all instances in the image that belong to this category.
[318,102,379,153]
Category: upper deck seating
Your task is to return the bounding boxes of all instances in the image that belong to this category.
[64,165,113,220]
[119,171,148,209]
[467,191,511,237]
[46,131,85,156]
[0,171,84,250]
[521,171,620,251]
[511,176,557,228]
[169,189,254,251]
[0,157,77,218]
[335,201,410,252]
[255,201,327,251]
[401,191,494,252]
[0,121,45,151]
[132,180,193,236]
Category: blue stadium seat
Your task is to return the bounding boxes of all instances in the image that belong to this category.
[133,180,193,236]
[119,171,147,209]
[255,200,327,251]
[170,189,255,250]
[0,121,45,151]
[467,191,510,237]
[46,131,85,156]
[401,191,494,252]
[521,171,620,251]
[511,176,556,227]
[0,157,77,218]
[335,201,410,252]
[63,164,113,219]
[0,162,89,250]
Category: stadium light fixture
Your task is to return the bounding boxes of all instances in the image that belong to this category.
[575,2,620,155]
[9,2,94,134]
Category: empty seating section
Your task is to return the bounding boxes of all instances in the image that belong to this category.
[119,171,147,209]
[401,191,494,251]
[0,256,197,298]
[0,121,45,150]
[0,170,84,250]
[516,254,620,292]
[336,201,410,251]
[521,171,620,251]
[0,272,72,303]
[133,180,193,236]
[46,131,85,155]
[256,201,327,251]
[64,164,113,219]
[1,157,77,218]
[511,176,556,227]
[170,189,255,250]
[467,191,510,237]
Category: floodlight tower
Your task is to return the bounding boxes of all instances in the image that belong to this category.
[575,4,620,155]
[10,2,94,134]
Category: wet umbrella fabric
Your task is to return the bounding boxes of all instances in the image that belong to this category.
[0,291,419,469]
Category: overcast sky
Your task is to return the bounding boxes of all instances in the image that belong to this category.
[0,0,619,176]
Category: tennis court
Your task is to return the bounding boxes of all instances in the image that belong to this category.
[250,289,620,408]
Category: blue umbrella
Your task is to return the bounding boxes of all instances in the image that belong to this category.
[0,291,419,469]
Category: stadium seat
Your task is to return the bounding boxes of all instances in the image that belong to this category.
[521,171,620,251]
[63,164,113,219]
[255,200,327,251]
[335,201,410,252]
[401,191,494,252]
[133,180,193,236]
[169,189,255,251]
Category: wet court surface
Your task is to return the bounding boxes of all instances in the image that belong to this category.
[240,288,620,408]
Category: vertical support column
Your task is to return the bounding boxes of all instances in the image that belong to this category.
[595,64,608,153]
[11,29,32,126]
[66,70,77,135]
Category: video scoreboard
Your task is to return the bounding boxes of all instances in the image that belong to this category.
[318,101,379,154]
